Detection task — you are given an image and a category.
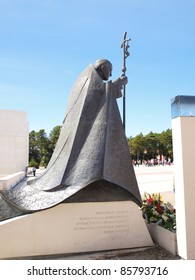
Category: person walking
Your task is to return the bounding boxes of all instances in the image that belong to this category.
[32,166,36,176]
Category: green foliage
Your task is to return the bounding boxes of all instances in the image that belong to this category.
[128,129,173,161]
[49,125,61,151]
[128,133,145,159]
[29,126,61,167]
[29,158,39,168]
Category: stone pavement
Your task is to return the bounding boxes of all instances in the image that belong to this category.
[68,246,182,260]
[134,165,175,204]
[15,245,181,260]
[57,246,182,260]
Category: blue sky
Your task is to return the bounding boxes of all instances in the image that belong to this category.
[1,0,195,137]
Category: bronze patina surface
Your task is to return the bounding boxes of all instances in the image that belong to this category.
[0,59,141,220]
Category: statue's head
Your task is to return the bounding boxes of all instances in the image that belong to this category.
[94,59,112,81]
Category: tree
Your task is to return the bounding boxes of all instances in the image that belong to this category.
[158,129,173,160]
[128,129,173,162]
[128,133,145,161]
[29,130,40,167]
[29,129,52,167]
[144,131,160,159]
[49,125,61,151]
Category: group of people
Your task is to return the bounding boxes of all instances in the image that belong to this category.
[132,158,172,167]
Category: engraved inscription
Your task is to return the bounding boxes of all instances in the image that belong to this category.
[73,209,130,234]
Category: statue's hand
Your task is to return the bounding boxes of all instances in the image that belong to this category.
[120,75,128,85]
[113,76,128,98]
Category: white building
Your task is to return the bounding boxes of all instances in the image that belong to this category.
[0,110,29,174]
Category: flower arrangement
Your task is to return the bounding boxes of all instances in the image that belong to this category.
[141,193,176,232]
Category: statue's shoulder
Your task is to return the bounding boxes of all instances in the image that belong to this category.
[78,64,94,79]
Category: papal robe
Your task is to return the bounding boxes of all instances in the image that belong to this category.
[0,64,141,215]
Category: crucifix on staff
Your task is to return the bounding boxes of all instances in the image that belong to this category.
[121,32,131,132]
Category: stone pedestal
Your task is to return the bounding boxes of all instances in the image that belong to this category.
[0,201,153,259]
[172,95,195,259]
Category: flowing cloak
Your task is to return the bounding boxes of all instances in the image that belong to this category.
[0,64,142,214]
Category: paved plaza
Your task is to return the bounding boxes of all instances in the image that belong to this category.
[135,164,175,205]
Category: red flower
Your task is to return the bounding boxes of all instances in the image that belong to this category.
[146,197,153,204]
[156,202,163,214]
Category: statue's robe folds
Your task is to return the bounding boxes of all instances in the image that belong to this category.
[0,65,142,214]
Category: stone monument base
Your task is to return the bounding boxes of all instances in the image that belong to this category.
[0,201,153,259]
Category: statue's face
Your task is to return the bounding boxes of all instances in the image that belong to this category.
[101,63,112,81]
